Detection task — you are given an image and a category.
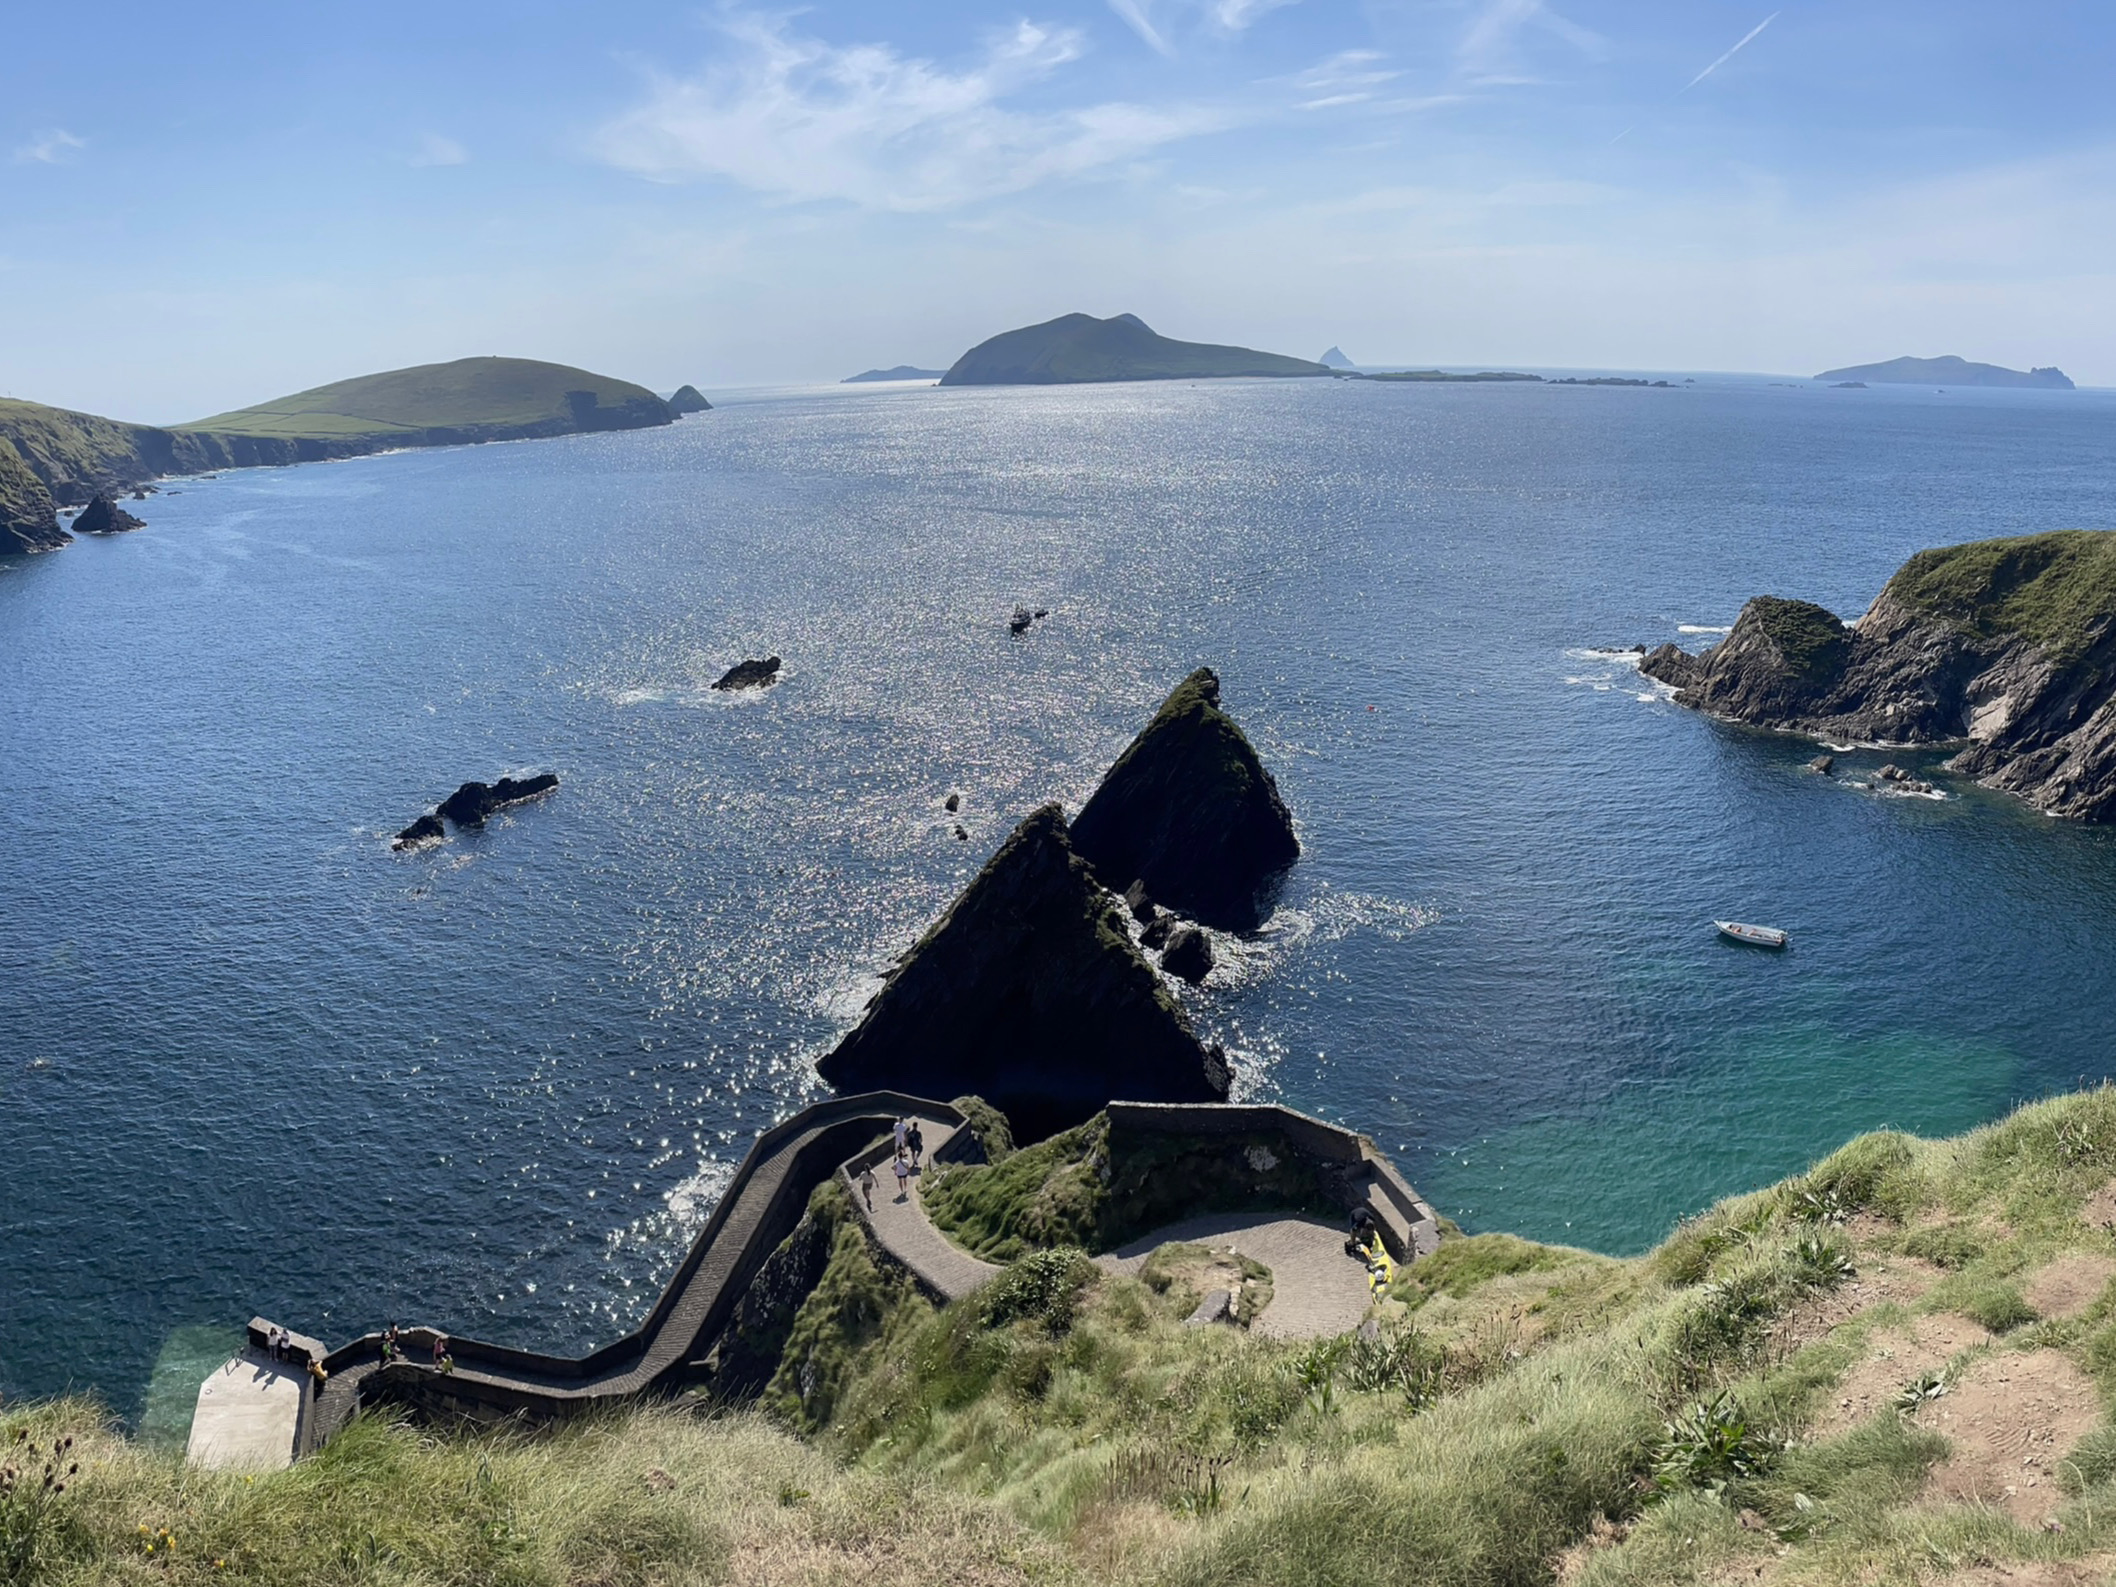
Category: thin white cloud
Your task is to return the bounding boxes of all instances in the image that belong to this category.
[1106,0,1173,56]
[13,128,85,165]
[594,11,1234,211]
[1455,0,1605,85]
[1682,12,1780,92]
[1212,0,1299,30]
[1293,50,1401,109]
[410,134,469,167]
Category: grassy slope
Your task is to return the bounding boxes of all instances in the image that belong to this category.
[20,1088,2116,1584]
[180,356,665,440]
[1748,595,1853,682]
[942,314,1328,384]
[1886,529,2116,664]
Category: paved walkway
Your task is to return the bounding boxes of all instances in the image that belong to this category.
[1096,1213,1374,1340]
[843,1116,1003,1301]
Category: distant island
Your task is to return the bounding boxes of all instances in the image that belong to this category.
[1812,355,2074,389]
[939,313,1329,386]
[668,385,712,415]
[1318,346,1356,370]
[1360,369,1544,384]
[842,366,946,384]
[0,356,674,513]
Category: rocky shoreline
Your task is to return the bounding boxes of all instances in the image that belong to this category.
[1643,531,2116,820]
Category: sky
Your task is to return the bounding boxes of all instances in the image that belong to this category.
[3,1,2113,419]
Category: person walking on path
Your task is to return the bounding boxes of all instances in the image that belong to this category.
[859,1165,877,1212]
[893,1117,909,1158]
[907,1121,924,1170]
[893,1153,912,1202]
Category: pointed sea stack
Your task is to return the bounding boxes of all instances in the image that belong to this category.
[1070,668,1299,930]
[0,440,70,555]
[72,493,146,535]
[816,804,1228,1137]
[669,385,713,415]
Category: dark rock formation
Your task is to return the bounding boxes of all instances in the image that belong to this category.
[1009,608,1034,635]
[944,792,961,814]
[72,493,144,535]
[1071,668,1299,931]
[0,440,69,555]
[1641,531,2116,820]
[1161,925,1214,984]
[437,774,560,828]
[712,657,781,691]
[1809,755,1835,775]
[669,385,713,415]
[1139,915,1173,951]
[815,804,1228,1138]
[392,813,446,851]
[1123,880,1158,924]
[396,774,559,849]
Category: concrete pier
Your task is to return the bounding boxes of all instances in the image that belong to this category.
[186,1350,303,1472]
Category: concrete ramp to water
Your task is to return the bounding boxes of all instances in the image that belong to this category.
[187,1352,303,1472]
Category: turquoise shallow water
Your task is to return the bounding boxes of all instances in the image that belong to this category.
[4,374,2116,1418]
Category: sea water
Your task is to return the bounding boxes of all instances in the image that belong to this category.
[5,373,2116,1418]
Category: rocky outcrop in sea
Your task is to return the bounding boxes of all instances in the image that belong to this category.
[669,386,713,415]
[394,774,560,850]
[72,494,145,535]
[713,657,781,691]
[1070,668,1299,930]
[0,441,69,555]
[815,804,1228,1137]
[1642,531,2116,820]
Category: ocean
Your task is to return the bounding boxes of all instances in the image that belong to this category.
[5,372,2116,1429]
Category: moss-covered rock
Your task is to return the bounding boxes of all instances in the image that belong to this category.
[815,805,1227,1138]
[1071,668,1299,930]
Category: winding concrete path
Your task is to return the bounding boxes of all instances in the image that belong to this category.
[1096,1213,1375,1340]
[840,1118,1003,1301]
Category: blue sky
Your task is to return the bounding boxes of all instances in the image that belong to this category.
[4,1,2112,418]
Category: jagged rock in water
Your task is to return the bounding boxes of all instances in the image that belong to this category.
[72,493,145,535]
[953,825,968,841]
[712,657,781,691]
[0,440,69,555]
[1009,608,1034,635]
[669,385,713,415]
[396,774,559,848]
[1809,755,1835,775]
[1875,763,1908,783]
[436,774,560,828]
[1139,914,1173,951]
[392,813,446,851]
[1123,880,1158,924]
[816,804,1227,1137]
[1071,668,1299,930]
[1161,925,1214,984]
[1641,532,2116,820]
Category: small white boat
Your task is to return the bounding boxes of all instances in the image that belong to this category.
[1716,920,1788,949]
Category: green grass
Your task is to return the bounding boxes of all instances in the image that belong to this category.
[25,1087,2116,1585]
[1746,595,1853,683]
[180,356,666,440]
[1885,529,2116,664]
[920,1112,1340,1263]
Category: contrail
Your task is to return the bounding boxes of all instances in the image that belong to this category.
[1681,11,1779,92]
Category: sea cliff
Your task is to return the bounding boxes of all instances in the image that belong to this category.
[1644,531,2116,818]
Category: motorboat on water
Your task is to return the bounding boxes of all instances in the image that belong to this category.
[1716,920,1788,949]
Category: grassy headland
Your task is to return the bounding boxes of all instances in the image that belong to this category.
[1885,529,2116,664]
[0,358,671,506]
[17,1088,2116,1584]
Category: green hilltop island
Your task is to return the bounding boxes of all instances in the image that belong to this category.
[1813,354,2075,389]
[1644,529,2116,818]
[939,312,1331,385]
[0,355,678,550]
[22,666,2116,1584]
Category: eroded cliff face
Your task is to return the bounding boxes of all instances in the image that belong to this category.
[1642,533,2116,819]
[816,805,1227,1138]
[0,440,69,554]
